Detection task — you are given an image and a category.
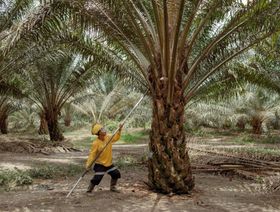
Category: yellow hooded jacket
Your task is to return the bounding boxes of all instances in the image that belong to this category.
[86,131,121,168]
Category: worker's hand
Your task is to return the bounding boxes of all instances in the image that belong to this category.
[85,166,91,172]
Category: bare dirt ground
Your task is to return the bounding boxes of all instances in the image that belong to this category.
[0,134,280,212]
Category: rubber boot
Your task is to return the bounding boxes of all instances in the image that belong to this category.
[110,178,120,192]
[86,182,95,193]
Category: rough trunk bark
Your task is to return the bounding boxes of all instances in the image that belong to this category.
[64,103,72,127]
[38,112,48,135]
[236,119,246,131]
[0,114,8,134]
[64,117,71,127]
[272,112,280,130]
[147,74,194,194]
[46,110,64,141]
[252,117,262,134]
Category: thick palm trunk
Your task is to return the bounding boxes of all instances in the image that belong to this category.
[272,112,280,130]
[64,116,71,127]
[46,110,64,141]
[251,117,262,134]
[38,112,48,135]
[148,79,194,194]
[0,113,8,134]
[64,103,72,127]
[236,119,246,131]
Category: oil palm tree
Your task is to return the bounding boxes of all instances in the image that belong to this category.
[221,37,280,132]
[0,81,24,134]
[187,85,280,134]
[71,73,145,124]
[9,101,39,133]
[234,85,280,134]
[19,53,99,141]
[1,0,46,133]
[0,96,12,134]
[62,102,73,127]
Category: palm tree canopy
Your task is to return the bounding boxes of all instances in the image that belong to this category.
[39,0,280,105]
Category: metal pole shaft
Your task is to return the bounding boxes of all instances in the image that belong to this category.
[66,170,88,198]
[66,177,82,198]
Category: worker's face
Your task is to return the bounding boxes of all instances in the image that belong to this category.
[98,128,107,137]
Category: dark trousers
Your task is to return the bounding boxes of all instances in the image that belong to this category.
[91,164,121,185]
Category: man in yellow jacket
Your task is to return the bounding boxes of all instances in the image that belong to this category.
[85,123,123,193]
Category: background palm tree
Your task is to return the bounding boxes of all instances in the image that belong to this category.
[9,101,39,133]
[0,96,12,134]
[62,102,73,127]
[70,73,150,128]
[187,84,280,134]
[0,79,24,134]
[18,52,99,141]
[234,85,280,134]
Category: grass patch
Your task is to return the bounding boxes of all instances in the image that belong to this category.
[71,136,93,150]
[222,147,280,161]
[120,131,147,143]
[188,129,235,137]
[0,169,33,191]
[115,155,139,169]
[28,164,84,179]
[0,164,83,191]
[231,135,280,145]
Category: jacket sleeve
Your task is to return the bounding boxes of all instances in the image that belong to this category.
[110,130,121,143]
[86,141,98,169]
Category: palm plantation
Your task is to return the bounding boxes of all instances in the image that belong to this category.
[43,0,280,193]
[186,85,280,134]
[0,0,280,203]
